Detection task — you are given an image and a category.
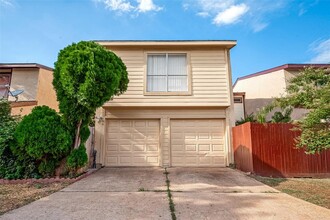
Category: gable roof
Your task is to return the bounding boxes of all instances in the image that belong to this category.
[0,63,53,71]
[233,63,330,88]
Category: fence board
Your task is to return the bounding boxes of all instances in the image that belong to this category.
[233,122,330,177]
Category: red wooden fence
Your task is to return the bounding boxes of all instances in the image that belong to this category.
[232,122,330,177]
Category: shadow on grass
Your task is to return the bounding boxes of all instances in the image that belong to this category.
[251,175,288,187]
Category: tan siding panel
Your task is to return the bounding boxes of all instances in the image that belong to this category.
[105,108,227,118]
[108,48,230,107]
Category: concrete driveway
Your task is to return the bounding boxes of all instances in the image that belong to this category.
[1,168,330,220]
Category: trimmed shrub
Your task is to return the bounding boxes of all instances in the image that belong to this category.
[13,106,72,177]
[66,144,88,172]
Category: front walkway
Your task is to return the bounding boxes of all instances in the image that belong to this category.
[1,168,329,220]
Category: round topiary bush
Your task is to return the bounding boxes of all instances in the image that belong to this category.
[13,106,72,177]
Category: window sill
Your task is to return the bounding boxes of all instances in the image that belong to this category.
[144,91,192,96]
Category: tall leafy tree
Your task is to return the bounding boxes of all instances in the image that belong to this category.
[53,41,129,149]
[275,67,330,153]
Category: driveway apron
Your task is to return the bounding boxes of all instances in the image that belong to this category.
[1,167,330,220]
[1,168,170,220]
[168,168,330,220]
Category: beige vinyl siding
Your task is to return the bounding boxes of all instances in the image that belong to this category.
[103,49,230,107]
[94,107,231,167]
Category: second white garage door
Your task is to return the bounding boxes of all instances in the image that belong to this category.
[171,119,225,167]
[105,119,160,166]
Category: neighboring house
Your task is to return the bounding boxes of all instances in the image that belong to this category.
[94,40,236,167]
[233,64,330,122]
[0,63,58,115]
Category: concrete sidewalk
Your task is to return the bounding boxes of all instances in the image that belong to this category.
[1,167,330,220]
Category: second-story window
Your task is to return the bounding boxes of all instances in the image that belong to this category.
[147,53,188,92]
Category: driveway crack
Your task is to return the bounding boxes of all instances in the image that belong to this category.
[164,168,176,220]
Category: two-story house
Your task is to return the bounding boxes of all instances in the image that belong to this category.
[93,40,236,168]
[0,63,58,115]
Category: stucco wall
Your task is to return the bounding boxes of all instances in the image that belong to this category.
[233,69,309,120]
[233,69,287,117]
[36,68,59,111]
[11,105,35,116]
[8,68,39,102]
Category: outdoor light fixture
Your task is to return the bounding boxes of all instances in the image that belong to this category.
[95,115,104,123]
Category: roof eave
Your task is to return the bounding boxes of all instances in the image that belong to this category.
[95,40,237,49]
[0,63,53,71]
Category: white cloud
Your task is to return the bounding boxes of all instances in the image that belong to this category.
[0,0,14,7]
[213,3,249,26]
[185,0,291,32]
[100,0,134,12]
[298,0,319,16]
[137,0,162,12]
[95,0,161,14]
[310,39,330,63]
[197,12,209,17]
[250,20,268,32]
[198,0,235,13]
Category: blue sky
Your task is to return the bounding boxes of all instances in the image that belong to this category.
[0,0,329,81]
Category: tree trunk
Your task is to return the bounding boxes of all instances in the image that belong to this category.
[74,119,82,149]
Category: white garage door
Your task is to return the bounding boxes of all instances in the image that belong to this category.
[105,119,160,166]
[171,119,225,167]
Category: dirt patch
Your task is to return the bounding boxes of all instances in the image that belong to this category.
[0,182,70,215]
[253,176,330,209]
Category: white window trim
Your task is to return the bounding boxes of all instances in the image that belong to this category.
[144,51,192,96]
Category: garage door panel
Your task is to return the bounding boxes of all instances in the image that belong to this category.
[133,145,145,151]
[105,119,160,166]
[119,145,131,151]
[198,144,211,151]
[198,133,210,139]
[171,119,225,167]
[211,132,223,139]
[147,144,158,151]
[107,145,118,151]
[214,156,225,165]
[212,144,224,151]
[199,156,212,165]
[186,144,197,151]
[107,157,118,165]
[184,133,196,139]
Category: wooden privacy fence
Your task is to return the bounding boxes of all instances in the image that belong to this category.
[232,122,330,177]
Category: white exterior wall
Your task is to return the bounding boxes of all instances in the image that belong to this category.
[233,69,287,99]
[233,69,287,116]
